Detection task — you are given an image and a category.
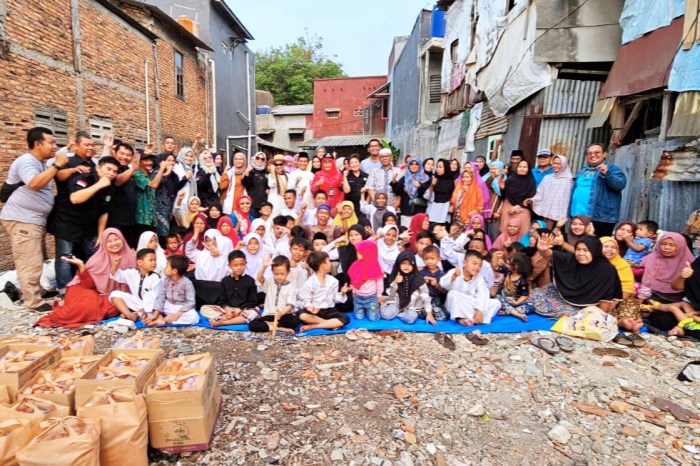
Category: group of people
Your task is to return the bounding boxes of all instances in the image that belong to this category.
[2,128,699,339]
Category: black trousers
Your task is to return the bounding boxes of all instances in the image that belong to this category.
[248,314,300,332]
[298,308,350,326]
[592,221,615,237]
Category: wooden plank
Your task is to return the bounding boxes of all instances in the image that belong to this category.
[617,101,644,144]
[683,0,699,50]
[659,93,672,141]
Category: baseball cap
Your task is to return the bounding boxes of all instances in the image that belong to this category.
[536,149,553,158]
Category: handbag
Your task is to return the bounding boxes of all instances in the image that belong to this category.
[0,181,24,203]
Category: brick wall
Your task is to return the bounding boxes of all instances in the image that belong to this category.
[0,0,212,272]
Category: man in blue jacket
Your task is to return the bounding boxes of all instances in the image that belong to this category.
[570,143,627,237]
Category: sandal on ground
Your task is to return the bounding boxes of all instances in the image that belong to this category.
[554,335,576,352]
[613,333,634,347]
[466,331,488,346]
[375,329,404,339]
[530,336,559,355]
[592,347,630,358]
[628,333,647,347]
[356,328,373,340]
[345,329,359,341]
[435,332,456,350]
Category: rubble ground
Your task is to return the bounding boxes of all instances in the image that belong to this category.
[1,306,699,466]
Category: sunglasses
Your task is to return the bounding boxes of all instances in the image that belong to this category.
[255,156,265,160]
[274,163,284,167]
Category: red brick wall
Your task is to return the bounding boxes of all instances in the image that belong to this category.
[0,0,211,272]
[312,76,387,138]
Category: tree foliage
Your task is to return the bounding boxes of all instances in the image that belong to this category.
[255,35,345,105]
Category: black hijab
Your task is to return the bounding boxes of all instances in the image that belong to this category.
[433,159,457,204]
[423,158,434,177]
[552,236,622,306]
[338,224,368,272]
[474,156,490,178]
[388,251,426,309]
[381,211,398,227]
[504,161,536,207]
[685,256,700,309]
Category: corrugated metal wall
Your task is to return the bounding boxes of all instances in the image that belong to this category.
[611,137,698,232]
[538,79,610,171]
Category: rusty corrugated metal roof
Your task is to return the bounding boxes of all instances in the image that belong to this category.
[652,146,700,181]
[668,91,700,137]
[600,17,683,99]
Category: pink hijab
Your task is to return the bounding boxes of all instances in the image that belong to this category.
[641,232,695,294]
[347,240,384,289]
[492,217,523,250]
[469,162,492,219]
[467,214,492,250]
[67,228,136,294]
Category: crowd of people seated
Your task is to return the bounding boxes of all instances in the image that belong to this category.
[2,128,698,339]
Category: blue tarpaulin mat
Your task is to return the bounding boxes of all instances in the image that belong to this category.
[103,311,555,336]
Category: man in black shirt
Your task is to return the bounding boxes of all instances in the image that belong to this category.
[48,154,120,289]
[107,142,140,247]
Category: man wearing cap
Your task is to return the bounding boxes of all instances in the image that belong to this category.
[366,148,403,208]
[532,149,554,188]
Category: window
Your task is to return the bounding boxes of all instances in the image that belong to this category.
[353,108,363,117]
[450,39,459,63]
[325,108,340,118]
[175,51,184,98]
[134,135,147,149]
[429,74,441,104]
[33,107,69,145]
[382,99,389,119]
[506,0,517,12]
[289,133,305,142]
[89,116,113,141]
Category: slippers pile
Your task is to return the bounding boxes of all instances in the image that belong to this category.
[345,328,373,341]
[530,335,575,355]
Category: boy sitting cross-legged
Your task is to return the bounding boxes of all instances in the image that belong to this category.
[144,254,198,326]
[252,255,300,334]
[209,250,259,327]
[297,251,351,333]
[109,248,161,321]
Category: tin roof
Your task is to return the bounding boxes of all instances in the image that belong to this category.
[271,105,314,115]
[301,134,385,148]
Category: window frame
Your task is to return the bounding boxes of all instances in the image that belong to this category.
[175,50,185,99]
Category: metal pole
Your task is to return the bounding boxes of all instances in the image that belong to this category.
[145,60,150,144]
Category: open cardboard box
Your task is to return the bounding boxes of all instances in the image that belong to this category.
[0,344,61,401]
[146,356,221,452]
[17,355,103,413]
[74,348,163,407]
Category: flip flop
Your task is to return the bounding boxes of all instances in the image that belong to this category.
[530,336,559,355]
[345,329,359,341]
[554,335,576,352]
[435,332,456,350]
[466,331,488,346]
[356,328,373,340]
[613,333,634,347]
[592,347,630,358]
[628,334,647,347]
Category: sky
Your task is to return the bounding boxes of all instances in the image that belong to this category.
[229,0,436,76]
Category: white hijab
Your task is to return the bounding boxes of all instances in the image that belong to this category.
[136,231,167,275]
[377,225,400,274]
[195,233,232,281]
[250,218,275,255]
[198,152,221,194]
[242,232,264,278]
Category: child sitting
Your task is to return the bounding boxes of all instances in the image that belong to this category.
[360,192,396,232]
[209,251,259,327]
[145,254,198,326]
[252,255,299,334]
[288,237,311,289]
[382,251,435,325]
[297,251,351,332]
[419,246,449,321]
[164,234,184,256]
[622,220,658,268]
[486,249,507,298]
[347,240,384,320]
[440,251,501,326]
[109,248,162,322]
[499,252,535,322]
[311,232,328,252]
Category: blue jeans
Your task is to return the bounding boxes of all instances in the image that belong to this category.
[353,294,379,320]
[55,236,97,288]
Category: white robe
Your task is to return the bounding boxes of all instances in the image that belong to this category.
[439,270,500,323]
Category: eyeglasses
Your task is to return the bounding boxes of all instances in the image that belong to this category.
[255,156,265,160]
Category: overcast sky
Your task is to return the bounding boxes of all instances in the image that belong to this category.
[230,0,435,76]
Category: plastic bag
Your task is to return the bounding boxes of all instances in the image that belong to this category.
[77,387,148,466]
[15,417,100,466]
[551,306,618,342]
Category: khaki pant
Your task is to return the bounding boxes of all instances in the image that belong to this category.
[1,220,47,309]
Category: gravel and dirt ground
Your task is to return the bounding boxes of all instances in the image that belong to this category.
[1,303,699,466]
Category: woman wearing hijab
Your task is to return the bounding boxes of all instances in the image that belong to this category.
[474,156,490,178]
[466,162,491,220]
[530,234,622,318]
[182,213,208,251]
[499,160,536,237]
[482,160,505,239]
[426,159,457,225]
[311,155,322,174]
[196,151,221,208]
[220,151,248,214]
[206,203,223,230]
[216,216,240,247]
[492,217,523,250]
[36,229,136,328]
[562,215,594,253]
[407,213,429,253]
[242,152,269,218]
[173,195,204,230]
[392,156,429,227]
[640,232,695,303]
[449,168,484,236]
[136,231,167,275]
[186,230,232,306]
[231,195,254,239]
[525,155,573,227]
[311,154,344,210]
[173,146,198,199]
[613,222,637,257]
[519,220,547,247]
[423,158,435,177]
[382,211,399,228]
[332,200,359,234]
[377,225,400,275]
[600,236,635,298]
[665,256,700,337]
[154,153,188,237]
[268,154,289,217]
[241,232,265,280]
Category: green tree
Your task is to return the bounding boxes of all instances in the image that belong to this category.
[255,35,345,105]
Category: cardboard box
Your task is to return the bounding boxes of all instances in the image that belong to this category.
[0,385,10,406]
[155,352,212,375]
[17,355,103,413]
[55,335,95,357]
[146,356,221,452]
[74,349,163,407]
[0,345,61,401]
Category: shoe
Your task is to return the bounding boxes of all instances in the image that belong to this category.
[41,290,60,299]
[31,303,53,313]
[3,282,20,302]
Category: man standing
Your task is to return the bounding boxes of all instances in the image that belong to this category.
[48,149,120,290]
[290,152,314,207]
[107,142,140,248]
[366,148,402,208]
[159,136,175,159]
[360,139,383,174]
[532,148,554,187]
[570,143,627,236]
[1,127,66,312]
[505,149,524,175]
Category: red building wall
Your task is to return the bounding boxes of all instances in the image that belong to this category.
[312,76,387,138]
